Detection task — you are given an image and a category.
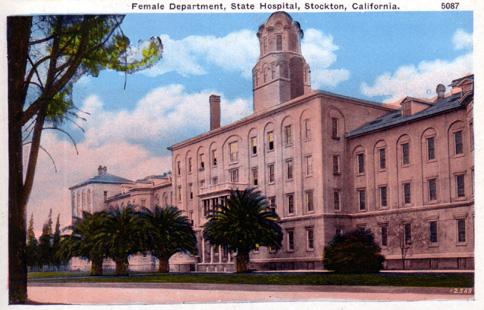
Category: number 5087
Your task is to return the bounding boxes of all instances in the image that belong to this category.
[441,2,459,9]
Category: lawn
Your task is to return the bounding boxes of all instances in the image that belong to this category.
[28,271,473,288]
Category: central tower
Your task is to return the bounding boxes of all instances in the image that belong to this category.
[252,12,311,112]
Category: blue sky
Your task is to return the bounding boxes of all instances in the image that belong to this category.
[30,12,473,231]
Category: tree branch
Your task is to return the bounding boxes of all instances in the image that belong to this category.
[43,127,79,155]
[22,142,58,173]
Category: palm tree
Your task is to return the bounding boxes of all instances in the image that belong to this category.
[140,206,197,273]
[203,188,283,273]
[98,205,145,276]
[58,211,107,276]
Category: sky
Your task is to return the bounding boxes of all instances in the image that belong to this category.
[27,11,473,234]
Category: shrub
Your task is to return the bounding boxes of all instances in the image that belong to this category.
[323,228,384,273]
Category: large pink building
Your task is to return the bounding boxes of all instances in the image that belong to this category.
[169,12,474,271]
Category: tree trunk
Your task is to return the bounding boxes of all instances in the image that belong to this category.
[8,16,32,304]
[235,252,250,273]
[158,258,170,273]
[114,259,129,276]
[90,258,103,276]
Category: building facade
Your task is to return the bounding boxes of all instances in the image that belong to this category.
[168,12,474,271]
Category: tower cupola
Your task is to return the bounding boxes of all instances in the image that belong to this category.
[252,12,311,112]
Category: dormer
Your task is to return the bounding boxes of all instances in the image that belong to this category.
[450,74,474,94]
[400,97,433,117]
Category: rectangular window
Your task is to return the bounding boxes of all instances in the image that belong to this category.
[357,153,365,174]
[358,189,366,211]
[211,177,218,185]
[199,154,205,171]
[427,137,435,160]
[286,159,293,180]
[188,157,192,173]
[199,179,205,188]
[333,155,340,175]
[379,186,388,208]
[269,196,276,211]
[377,148,385,169]
[284,125,293,145]
[428,178,437,201]
[267,131,274,151]
[403,182,411,204]
[333,191,340,211]
[456,174,465,197]
[287,193,294,215]
[404,223,411,244]
[189,183,193,200]
[177,185,182,202]
[212,150,217,166]
[331,117,339,139]
[287,230,295,251]
[454,130,463,154]
[304,119,311,140]
[251,136,257,155]
[381,225,388,246]
[229,142,238,162]
[305,155,313,176]
[141,199,146,207]
[402,143,410,165]
[470,122,474,151]
[429,221,438,243]
[305,190,314,212]
[457,219,466,242]
[230,168,239,183]
[252,167,258,186]
[177,161,181,175]
[307,228,314,250]
[268,163,275,183]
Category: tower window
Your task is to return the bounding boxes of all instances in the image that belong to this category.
[427,137,435,160]
[402,143,410,165]
[276,34,282,51]
[267,131,274,151]
[379,148,386,169]
[403,182,411,204]
[428,178,437,201]
[454,130,463,154]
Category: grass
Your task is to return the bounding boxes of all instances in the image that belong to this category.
[28,271,474,288]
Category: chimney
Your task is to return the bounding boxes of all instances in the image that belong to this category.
[98,165,103,175]
[209,95,221,130]
[436,84,446,100]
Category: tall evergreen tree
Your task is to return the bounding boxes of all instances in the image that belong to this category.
[52,214,62,267]
[26,213,39,269]
[38,209,53,267]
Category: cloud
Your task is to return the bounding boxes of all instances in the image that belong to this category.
[144,28,349,88]
[81,85,252,149]
[361,29,473,102]
[452,29,473,50]
[143,30,258,79]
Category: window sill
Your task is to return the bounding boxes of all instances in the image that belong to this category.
[454,153,465,158]
[284,143,293,148]
[332,136,341,141]
[251,153,258,158]
[267,149,275,153]
[286,249,295,253]
[426,159,437,163]
[286,178,294,182]
[428,243,439,248]
[229,161,239,166]
[378,168,386,173]
[306,248,315,252]
[356,173,365,177]
[333,172,341,176]
[268,181,275,185]
[456,242,467,247]
[401,163,411,168]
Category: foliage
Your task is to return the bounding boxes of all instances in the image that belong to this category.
[38,209,53,267]
[323,228,384,274]
[58,211,109,275]
[203,188,283,272]
[97,206,146,275]
[26,214,39,268]
[140,206,197,273]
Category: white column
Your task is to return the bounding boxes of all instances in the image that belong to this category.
[210,245,214,264]
[201,237,205,263]
[218,246,222,263]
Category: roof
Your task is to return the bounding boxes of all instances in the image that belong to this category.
[347,92,469,138]
[169,90,392,151]
[69,173,133,190]
[450,74,474,87]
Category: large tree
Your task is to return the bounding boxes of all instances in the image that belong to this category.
[97,206,146,276]
[38,209,53,268]
[140,206,197,273]
[7,15,162,303]
[203,188,283,273]
[58,211,109,276]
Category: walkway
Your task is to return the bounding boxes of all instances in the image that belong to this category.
[28,282,473,304]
